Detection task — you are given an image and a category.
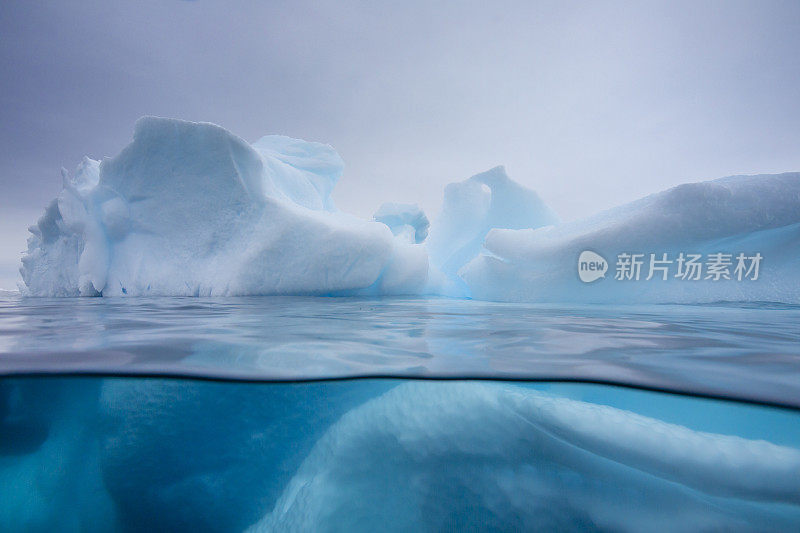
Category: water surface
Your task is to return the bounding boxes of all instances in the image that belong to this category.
[1,296,798,408]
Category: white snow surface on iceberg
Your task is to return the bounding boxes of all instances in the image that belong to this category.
[462,173,800,303]
[19,117,800,302]
[252,382,800,532]
[20,118,427,297]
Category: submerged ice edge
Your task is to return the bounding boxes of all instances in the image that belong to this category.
[18,116,800,303]
[2,362,800,412]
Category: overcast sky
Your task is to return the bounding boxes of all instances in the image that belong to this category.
[1,0,800,288]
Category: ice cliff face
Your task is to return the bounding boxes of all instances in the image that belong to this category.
[19,117,800,302]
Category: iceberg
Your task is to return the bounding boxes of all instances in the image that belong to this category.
[462,173,800,303]
[252,382,800,532]
[20,118,426,297]
[3,377,798,532]
[19,117,800,303]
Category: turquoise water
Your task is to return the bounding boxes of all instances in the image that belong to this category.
[1,296,799,531]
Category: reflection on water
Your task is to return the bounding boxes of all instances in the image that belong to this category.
[1,376,799,532]
[1,296,799,407]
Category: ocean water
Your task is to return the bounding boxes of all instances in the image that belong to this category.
[1,295,799,531]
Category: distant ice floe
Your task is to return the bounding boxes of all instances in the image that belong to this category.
[19,117,800,302]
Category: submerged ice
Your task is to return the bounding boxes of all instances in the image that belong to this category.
[2,378,799,532]
[19,117,800,303]
[254,382,800,532]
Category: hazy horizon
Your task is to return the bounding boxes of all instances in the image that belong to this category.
[2,0,800,288]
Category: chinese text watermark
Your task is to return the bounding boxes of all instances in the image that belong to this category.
[579,251,762,283]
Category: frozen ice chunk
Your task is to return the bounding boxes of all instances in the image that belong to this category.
[463,173,800,303]
[373,203,429,244]
[20,117,420,297]
[426,166,559,293]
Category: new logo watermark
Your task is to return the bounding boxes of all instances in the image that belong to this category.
[578,251,608,283]
[578,251,762,283]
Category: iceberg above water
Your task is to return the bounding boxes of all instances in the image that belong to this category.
[21,118,426,297]
[19,117,800,303]
[464,173,800,303]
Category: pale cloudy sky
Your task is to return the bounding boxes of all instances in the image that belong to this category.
[1,0,799,288]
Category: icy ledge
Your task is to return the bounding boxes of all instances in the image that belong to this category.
[19,117,800,303]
